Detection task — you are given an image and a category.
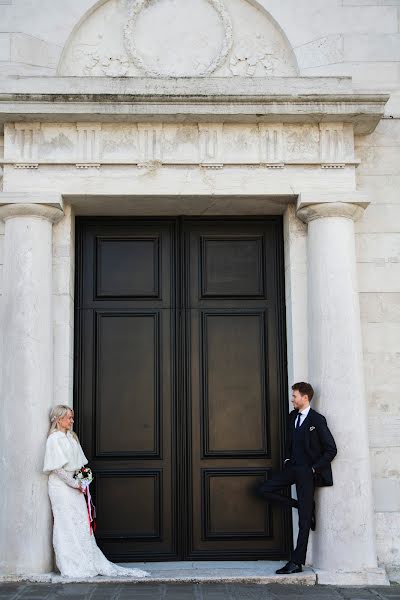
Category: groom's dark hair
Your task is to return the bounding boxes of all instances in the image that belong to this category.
[292,381,314,401]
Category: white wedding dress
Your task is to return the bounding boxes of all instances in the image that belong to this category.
[43,431,148,578]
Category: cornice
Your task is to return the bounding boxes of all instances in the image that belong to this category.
[0,77,389,134]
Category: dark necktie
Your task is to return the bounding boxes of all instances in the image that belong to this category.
[295,413,302,429]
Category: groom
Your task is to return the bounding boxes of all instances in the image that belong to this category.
[258,382,337,574]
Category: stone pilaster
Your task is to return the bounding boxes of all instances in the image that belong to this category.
[0,201,63,576]
[297,198,388,585]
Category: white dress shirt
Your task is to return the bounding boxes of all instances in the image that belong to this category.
[295,404,311,428]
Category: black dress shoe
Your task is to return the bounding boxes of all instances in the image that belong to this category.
[276,561,302,574]
[311,501,316,531]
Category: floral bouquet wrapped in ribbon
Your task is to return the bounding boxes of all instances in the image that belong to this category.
[74,466,93,488]
[74,466,96,534]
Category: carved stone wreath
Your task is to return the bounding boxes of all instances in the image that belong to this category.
[123,0,233,77]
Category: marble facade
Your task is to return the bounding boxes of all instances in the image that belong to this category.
[0,0,399,585]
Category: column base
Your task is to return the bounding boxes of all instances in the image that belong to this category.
[315,567,389,586]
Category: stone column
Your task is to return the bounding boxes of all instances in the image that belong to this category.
[297,200,388,585]
[0,202,63,576]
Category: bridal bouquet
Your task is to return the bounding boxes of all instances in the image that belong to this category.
[75,467,96,534]
[74,466,93,488]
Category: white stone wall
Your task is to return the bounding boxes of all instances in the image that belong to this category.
[0,0,399,577]
[356,114,400,578]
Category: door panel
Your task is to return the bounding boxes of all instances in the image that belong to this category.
[185,220,289,559]
[75,217,289,562]
[76,220,177,561]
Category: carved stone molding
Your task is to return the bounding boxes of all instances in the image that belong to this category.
[137,123,163,162]
[123,0,233,77]
[297,202,365,223]
[198,123,223,165]
[0,203,64,223]
[3,120,360,169]
[319,123,344,163]
[258,123,284,164]
[76,123,102,164]
[14,122,40,163]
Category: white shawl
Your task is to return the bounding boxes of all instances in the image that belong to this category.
[43,431,88,474]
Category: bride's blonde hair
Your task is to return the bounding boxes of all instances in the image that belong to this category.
[48,405,79,441]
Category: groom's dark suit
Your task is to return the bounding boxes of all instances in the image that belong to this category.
[258,407,337,565]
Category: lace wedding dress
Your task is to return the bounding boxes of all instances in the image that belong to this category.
[44,431,148,578]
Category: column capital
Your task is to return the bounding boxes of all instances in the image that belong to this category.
[0,203,64,223]
[0,192,63,209]
[297,202,365,224]
[296,191,369,224]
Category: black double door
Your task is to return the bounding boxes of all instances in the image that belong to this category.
[75,217,290,562]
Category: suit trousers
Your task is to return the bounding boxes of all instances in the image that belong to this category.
[258,464,315,565]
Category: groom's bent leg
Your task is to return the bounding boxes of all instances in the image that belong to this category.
[291,466,315,565]
[257,465,297,509]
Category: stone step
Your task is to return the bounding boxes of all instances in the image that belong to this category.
[1,562,316,585]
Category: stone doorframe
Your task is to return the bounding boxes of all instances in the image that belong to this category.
[0,76,390,584]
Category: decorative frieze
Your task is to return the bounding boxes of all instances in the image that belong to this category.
[258,123,284,166]
[319,123,344,164]
[13,123,40,166]
[198,124,223,167]
[137,123,163,164]
[76,123,102,166]
[2,121,357,169]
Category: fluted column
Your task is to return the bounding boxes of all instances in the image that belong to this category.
[297,200,388,585]
[0,202,63,576]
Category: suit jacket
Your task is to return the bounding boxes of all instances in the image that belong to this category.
[284,408,337,487]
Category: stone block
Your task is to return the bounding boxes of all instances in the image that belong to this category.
[369,415,400,447]
[366,387,399,418]
[356,233,400,262]
[280,5,398,47]
[0,62,55,77]
[10,33,61,68]
[360,292,400,322]
[357,175,400,205]
[4,0,94,47]
[358,262,400,292]
[375,512,400,569]
[356,204,400,233]
[373,478,400,511]
[384,91,400,117]
[0,33,10,61]
[371,447,400,478]
[301,61,400,89]
[0,235,3,264]
[356,146,400,176]
[363,322,400,353]
[295,35,343,69]
[344,33,400,61]
[344,0,400,4]
[364,350,400,392]
[355,120,400,147]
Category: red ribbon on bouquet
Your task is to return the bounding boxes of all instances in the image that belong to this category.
[83,485,96,535]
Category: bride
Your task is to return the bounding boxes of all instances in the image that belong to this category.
[43,404,149,578]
